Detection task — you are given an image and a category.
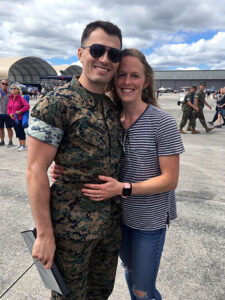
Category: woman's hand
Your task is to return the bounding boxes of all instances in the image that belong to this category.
[49,162,64,183]
[16,110,22,114]
[81,175,123,201]
[10,113,14,119]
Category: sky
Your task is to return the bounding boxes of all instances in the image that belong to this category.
[1,0,225,70]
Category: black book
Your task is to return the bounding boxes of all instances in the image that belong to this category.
[21,228,69,296]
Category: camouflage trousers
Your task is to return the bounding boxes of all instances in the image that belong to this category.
[193,108,207,128]
[51,202,121,300]
[180,109,196,129]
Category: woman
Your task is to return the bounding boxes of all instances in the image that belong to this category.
[214,88,225,128]
[52,49,184,299]
[7,84,30,151]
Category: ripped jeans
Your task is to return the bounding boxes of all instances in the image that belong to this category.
[120,223,166,300]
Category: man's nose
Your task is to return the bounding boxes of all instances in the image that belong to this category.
[99,51,110,63]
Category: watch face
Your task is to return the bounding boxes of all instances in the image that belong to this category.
[122,188,131,196]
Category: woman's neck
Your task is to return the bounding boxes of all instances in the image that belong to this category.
[120,101,148,130]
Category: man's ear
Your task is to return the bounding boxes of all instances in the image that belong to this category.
[78,48,83,63]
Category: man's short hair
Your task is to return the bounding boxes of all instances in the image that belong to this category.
[200,82,206,86]
[1,79,8,84]
[190,85,197,90]
[81,20,122,48]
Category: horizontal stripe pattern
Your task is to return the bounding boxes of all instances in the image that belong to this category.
[119,105,184,231]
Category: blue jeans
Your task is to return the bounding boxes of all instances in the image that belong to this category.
[120,223,166,300]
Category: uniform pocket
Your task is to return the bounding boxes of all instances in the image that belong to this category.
[76,117,107,148]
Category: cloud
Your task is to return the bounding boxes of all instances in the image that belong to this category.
[1,0,225,70]
[146,32,225,69]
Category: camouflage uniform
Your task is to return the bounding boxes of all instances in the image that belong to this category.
[194,90,207,128]
[28,77,122,300]
[180,91,196,129]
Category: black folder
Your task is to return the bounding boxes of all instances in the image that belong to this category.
[21,228,69,296]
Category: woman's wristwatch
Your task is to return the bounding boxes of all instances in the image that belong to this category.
[122,183,132,198]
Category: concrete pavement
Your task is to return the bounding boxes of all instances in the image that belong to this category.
[0,94,224,300]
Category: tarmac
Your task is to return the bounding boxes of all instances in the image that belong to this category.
[0,93,224,300]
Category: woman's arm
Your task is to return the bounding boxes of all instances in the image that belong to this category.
[81,154,180,201]
[17,96,30,114]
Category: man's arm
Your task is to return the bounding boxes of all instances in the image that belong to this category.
[26,136,57,269]
[187,100,199,111]
[204,99,212,110]
[194,95,199,109]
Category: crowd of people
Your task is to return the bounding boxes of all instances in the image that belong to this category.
[1,20,224,300]
[179,82,225,134]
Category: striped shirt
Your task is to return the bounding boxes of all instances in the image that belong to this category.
[119,104,184,231]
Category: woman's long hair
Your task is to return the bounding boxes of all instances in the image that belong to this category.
[106,48,158,110]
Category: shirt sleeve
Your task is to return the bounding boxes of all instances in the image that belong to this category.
[156,112,185,156]
[195,91,200,100]
[27,92,67,147]
[27,118,64,147]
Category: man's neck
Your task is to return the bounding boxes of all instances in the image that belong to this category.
[78,75,105,95]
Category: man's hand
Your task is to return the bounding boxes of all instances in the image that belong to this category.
[32,233,56,269]
[194,106,199,112]
[50,163,64,183]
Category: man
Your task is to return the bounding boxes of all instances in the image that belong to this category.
[26,21,123,300]
[187,82,213,133]
[0,79,14,147]
[179,85,200,134]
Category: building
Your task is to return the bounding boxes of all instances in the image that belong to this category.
[1,57,225,91]
[154,70,225,90]
[0,57,82,88]
[0,57,57,85]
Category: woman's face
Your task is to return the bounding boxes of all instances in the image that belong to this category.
[115,56,147,105]
[12,87,19,95]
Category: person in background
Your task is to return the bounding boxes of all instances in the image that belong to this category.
[7,84,30,151]
[208,88,225,127]
[179,85,200,134]
[22,90,30,103]
[215,87,225,128]
[187,82,213,133]
[0,79,14,147]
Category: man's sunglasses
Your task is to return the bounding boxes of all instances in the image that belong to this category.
[1,83,8,85]
[82,44,122,63]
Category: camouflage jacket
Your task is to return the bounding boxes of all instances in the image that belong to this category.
[28,77,122,241]
[195,90,205,109]
[182,92,195,112]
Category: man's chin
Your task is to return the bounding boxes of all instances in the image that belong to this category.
[91,75,112,86]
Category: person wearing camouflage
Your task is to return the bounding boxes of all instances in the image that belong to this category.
[179,85,200,134]
[26,21,123,300]
[187,82,213,133]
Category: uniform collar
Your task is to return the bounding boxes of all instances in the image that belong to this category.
[69,76,107,109]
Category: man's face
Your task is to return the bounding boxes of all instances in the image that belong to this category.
[1,80,9,92]
[190,87,196,93]
[200,84,206,91]
[78,28,121,93]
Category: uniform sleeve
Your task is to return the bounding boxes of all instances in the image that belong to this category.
[186,93,191,102]
[195,91,200,100]
[27,93,67,147]
[156,112,185,156]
